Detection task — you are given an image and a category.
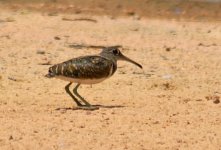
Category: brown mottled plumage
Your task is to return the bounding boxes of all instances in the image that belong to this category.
[48,56,117,80]
[46,47,142,110]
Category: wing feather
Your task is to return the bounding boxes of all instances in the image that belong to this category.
[51,56,114,79]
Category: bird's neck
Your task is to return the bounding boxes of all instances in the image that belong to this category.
[99,53,117,62]
[99,53,118,76]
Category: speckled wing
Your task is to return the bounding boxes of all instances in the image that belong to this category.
[49,56,116,79]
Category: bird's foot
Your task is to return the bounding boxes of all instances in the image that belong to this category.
[76,105,99,110]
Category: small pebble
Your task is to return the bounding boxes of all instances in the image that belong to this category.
[126,11,135,16]
[54,36,61,40]
[166,47,171,51]
[9,135,13,140]
[36,50,45,55]
[162,74,173,79]
[213,99,220,104]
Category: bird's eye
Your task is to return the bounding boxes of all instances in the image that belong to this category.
[113,49,119,55]
[49,68,53,73]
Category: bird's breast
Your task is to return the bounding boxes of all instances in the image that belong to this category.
[55,76,107,84]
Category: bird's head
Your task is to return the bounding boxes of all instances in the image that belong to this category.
[100,46,142,69]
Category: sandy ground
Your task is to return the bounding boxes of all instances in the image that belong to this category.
[2,0,221,21]
[0,8,221,150]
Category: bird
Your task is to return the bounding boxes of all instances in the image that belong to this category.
[45,46,142,110]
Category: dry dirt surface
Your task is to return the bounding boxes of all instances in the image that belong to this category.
[0,7,221,150]
[2,0,221,21]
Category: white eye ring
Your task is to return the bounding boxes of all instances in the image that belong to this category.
[113,49,119,55]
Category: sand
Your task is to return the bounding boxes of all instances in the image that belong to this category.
[0,7,221,150]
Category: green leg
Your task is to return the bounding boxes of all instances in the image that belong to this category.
[65,82,82,106]
[73,83,91,106]
[73,83,99,110]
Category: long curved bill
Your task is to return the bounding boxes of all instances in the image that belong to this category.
[120,54,143,69]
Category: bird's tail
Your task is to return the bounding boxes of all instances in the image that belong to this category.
[45,73,55,78]
[45,66,56,78]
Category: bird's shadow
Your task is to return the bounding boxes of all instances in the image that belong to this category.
[93,104,125,108]
[55,104,125,111]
